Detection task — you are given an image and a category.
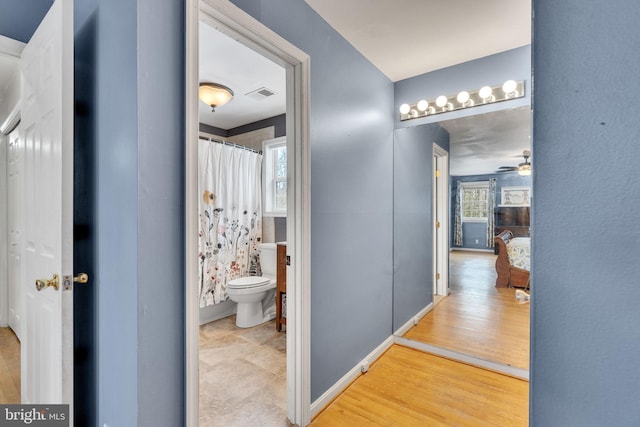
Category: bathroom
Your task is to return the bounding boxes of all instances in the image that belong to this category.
[197,20,289,426]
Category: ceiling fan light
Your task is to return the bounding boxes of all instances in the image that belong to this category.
[199,82,234,111]
[518,164,531,176]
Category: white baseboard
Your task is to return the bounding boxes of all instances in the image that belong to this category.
[393,303,434,337]
[199,300,237,325]
[311,304,434,418]
[310,334,395,419]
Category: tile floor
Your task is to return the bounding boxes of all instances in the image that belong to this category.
[199,315,290,427]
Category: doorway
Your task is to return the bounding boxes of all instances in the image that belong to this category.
[1,47,22,404]
[432,143,449,305]
[185,1,311,426]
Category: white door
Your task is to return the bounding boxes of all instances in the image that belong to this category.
[7,126,23,340]
[20,0,74,407]
[433,144,449,296]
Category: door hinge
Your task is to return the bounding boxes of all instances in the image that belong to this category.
[436,221,441,229]
[436,273,441,280]
[435,169,440,178]
[286,255,291,266]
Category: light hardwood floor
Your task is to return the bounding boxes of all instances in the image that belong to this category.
[404,250,530,369]
[0,327,20,403]
[312,250,530,426]
[311,345,528,427]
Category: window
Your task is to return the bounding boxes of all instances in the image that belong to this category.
[263,136,287,216]
[460,181,489,222]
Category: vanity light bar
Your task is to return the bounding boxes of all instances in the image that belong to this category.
[399,80,525,121]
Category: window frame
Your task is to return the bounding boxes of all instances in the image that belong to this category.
[262,136,287,217]
[460,181,490,223]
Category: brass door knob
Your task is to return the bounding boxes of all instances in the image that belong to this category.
[36,274,59,291]
[73,273,89,283]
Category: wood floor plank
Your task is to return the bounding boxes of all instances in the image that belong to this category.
[0,327,20,404]
[404,251,530,369]
[311,345,528,427]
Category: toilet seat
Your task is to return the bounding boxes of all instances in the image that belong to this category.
[227,276,271,289]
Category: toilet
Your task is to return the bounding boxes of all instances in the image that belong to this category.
[227,242,277,328]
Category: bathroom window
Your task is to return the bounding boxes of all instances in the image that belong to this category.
[461,181,489,222]
[263,136,287,216]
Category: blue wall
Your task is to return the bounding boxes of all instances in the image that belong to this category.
[393,124,449,330]
[395,46,531,128]
[75,0,185,425]
[229,0,394,401]
[531,1,640,425]
[451,172,531,250]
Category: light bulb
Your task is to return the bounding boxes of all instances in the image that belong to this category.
[399,103,411,115]
[435,95,448,108]
[479,86,493,100]
[518,167,531,176]
[417,100,429,112]
[502,80,517,95]
[456,91,470,105]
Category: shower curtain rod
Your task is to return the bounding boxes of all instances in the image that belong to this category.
[198,136,262,155]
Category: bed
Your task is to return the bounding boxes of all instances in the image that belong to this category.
[494,230,530,288]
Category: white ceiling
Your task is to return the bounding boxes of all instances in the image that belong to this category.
[441,107,531,176]
[304,0,531,82]
[199,22,286,130]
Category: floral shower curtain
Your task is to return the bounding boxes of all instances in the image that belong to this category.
[198,140,263,308]
[486,178,497,248]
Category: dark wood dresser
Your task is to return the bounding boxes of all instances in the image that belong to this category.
[494,206,530,238]
[494,206,530,254]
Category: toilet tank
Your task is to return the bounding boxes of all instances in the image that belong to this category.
[258,243,277,277]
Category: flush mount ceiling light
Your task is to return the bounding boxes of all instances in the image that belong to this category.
[399,80,525,121]
[199,82,234,112]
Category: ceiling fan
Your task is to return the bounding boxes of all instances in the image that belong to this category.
[497,150,532,176]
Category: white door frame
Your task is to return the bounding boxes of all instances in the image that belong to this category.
[433,144,449,296]
[185,1,312,426]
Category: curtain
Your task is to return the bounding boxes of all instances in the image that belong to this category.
[486,178,497,247]
[198,140,263,308]
[454,181,463,246]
